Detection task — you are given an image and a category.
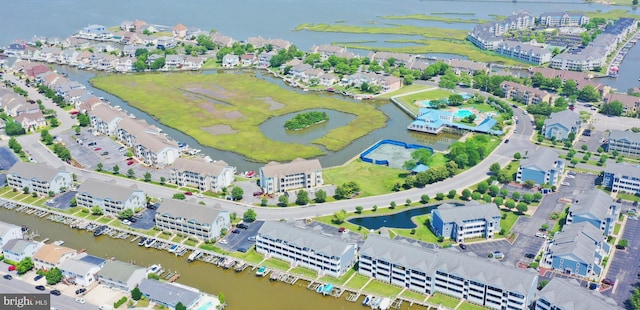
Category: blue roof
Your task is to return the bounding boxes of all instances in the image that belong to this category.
[409,108,503,135]
[78,255,106,266]
[412,164,429,173]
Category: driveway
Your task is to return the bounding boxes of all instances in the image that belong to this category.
[0,146,18,170]
[130,209,157,230]
[603,217,640,305]
[45,191,76,210]
[218,220,265,252]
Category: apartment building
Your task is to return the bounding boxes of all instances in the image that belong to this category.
[89,104,126,136]
[116,118,179,167]
[169,158,236,192]
[516,148,563,186]
[565,189,619,236]
[501,81,554,105]
[256,221,357,278]
[155,200,230,241]
[495,41,552,65]
[534,278,621,310]
[603,162,640,195]
[538,12,589,27]
[359,235,538,310]
[543,110,582,141]
[543,222,609,278]
[608,130,640,157]
[431,202,501,243]
[259,158,323,194]
[75,179,146,214]
[7,162,73,196]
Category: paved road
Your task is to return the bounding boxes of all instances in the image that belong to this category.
[604,216,640,306]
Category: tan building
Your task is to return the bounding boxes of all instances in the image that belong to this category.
[259,158,323,194]
[169,158,235,192]
[32,244,77,270]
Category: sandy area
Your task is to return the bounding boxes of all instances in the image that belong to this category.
[256,96,285,111]
[202,124,238,135]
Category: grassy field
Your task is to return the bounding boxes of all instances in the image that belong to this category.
[428,293,461,309]
[500,210,519,233]
[363,279,404,296]
[295,23,469,40]
[323,160,408,197]
[376,84,434,100]
[581,9,640,19]
[380,14,489,24]
[289,266,318,278]
[401,289,427,301]
[396,89,454,106]
[344,273,371,290]
[91,73,386,162]
[458,302,490,310]
[261,257,291,270]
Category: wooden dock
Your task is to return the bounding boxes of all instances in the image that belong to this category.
[345,291,360,302]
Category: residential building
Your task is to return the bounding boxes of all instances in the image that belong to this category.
[495,41,552,65]
[2,239,43,263]
[369,51,415,66]
[607,130,640,157]
[15,111,47,132]
[0,222,24,248]
[543,110,582,141]
[7,162,73,196]
[259,158,323,194]
[89,104,126,136]
[538,12,590,27]
[240,53,257,66]
[603,93,640,115]
[256,221,357,277]
[309,44,346,60]
[468,26,503,50]
[169,158,235,192]
[156,36,176,50]
[516,148,563,186]
[139,279,202,309]
[543,222,609,278]
[116,118,179,167]
[59,257,102,286]
[32,244,77,270]
[165,55,184,69]
[603,162,640,195]
[289,63,312,79]
[565,189,619,236]
[379,75,402,93]
[210,32,234,47]
[359,235,538,310]
[172,24,188,39]
[431,202,501,242]
[501,81,554,105]
[75,179,147,214]
[534,278,622,310]
[319,73,338,86]
[155,200,230,241]
[97,261,147,291]
[258,51,276,67]
[408,108,502,136]
[222,54,239,67]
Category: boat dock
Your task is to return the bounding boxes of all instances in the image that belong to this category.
[235,262,249,272]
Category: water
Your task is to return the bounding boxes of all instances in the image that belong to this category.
[259,109,356,146]
[454,109,473,118]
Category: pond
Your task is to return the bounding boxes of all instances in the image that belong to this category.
[259,109,356,146]
[348,203,462,230]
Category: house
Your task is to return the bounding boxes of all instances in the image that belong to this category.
[75,179,147,214]
[155,200,230,241]
[15,111,47,132]
[183,56,204,70]
[97,260,147,291]
[165,55,184,69]
[501,81,554,105]
[134,133,180,168]
[534,278,622,310]
[289,63,312,79]
[259,158,323,194]
[543,110,582,141]
[2,239,43,263]
[115,57,137,72]
[379,75,402,93]
[222,54,239,67]
[89,104,126,136]
[210,32,234,47]
[156,36,176,50]
[603,162,640,195]
[7,162,73,196]
[172,24,188,39]
[565,189,619,236]
[359,235,538,310]
[319,73,338,86]
[302,68,324,83]
[248,36,268,48]
[369,51,415,66]
[25,64,50,78]
[267,38,291,51]
[603,93,640,115]
[78,24,107,39]
[59,257,102,286]
[169,158,236,192]
[257,51,276,67]
[240,53,257,66]
[256,221,358,278]
[32,244,77,270]
[447,59,489,76]
[495,41,552,65]
[309,44,346,60]
[538,12,590,27]
[139,279,202,309]
[431,202,501,242]
[468,25,506,50]
[543,222,609,278]
[120,20,135,32]
[0,222,24,248]
[516,148,563,186]
[607,130,640,157]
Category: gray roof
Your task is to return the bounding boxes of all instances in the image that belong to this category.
[2,239,39,253]
[139,279,200,307]
[520,148,559,171]
[609,130,640,144]
[260,158,322,178]
[77,254,106,266]
[0,221,21,236]
[170,158,231,176]
[570,189,615,221]
[258,221,356,258]
[432,202,500,225]
[536,278,622,310]
[77,179,143,202]
[9,162,66,182]
[605,162,640,177]
[544,110,580,130]
[157,200,225,225]
[89,104,126,123]
[98,260,144,282]
[360,235,538,294]
[59,258,99,275]
[550,222,602,264]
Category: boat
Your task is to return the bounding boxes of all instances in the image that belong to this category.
[187,250,202,263]
[144,238,157,248]
[52,240,64,246]
[379,298,391,310]
[93,225,108,237]
[316,284,324,293]
[138,237,147,246]
[369,296,381,309]
[322,283,333,296]
[147,264,162,274]
[168,244,178,253]
[363,295,373,306]
[255,266,267,277]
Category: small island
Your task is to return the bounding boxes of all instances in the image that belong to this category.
[284,111,330,130]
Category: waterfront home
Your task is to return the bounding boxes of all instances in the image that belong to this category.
[222,54,240,67]
[120,20,135,32]
[302,68,324,84]
[534,278,622,310]
[543,110,581,141]
[500,81,554,105]
[165,55,184,69]
[538,12,589,27]
[240,53,257,66]
[468,25,506,51]
[5,43,27,57]
[603,93,640,115]
[259,158,323,194]
[97,54,118,71]
[309,44,346,60]
[447,59,489,76]
[78,24,108,39]
[607,130,640,157]
[156,36,176,50]
[319,73,338,87]
[257,51,276,68]
[7,162,73,196]
[15,111,47,132]
[369,51,415,66]
[256,221,358,277]
[289,63,312,79]
[134,133,180,168]
[139,279,202,309]
[359,235,538,310]
[603,162,640,195]
[97,261,147,291]
[431,202,501,243]
[55,80,86,97]
[495,41,552,65]
[172,23,188,39]
[115,57,137,72]
[248,36,268,48]
[115,117,163,146]
[516,148,563,186]
[76,95,103,113]
[341,72,379,87]
[59,257,102,286]
[59,49,80,66]
[267,38,291,51]
[0,222,24,248]
[25,63,50,78]
[35,71,61,87]
[379,75,402,93]
[75,179,147,214]
[89,104,126,136]
[169,158,235,192]
[210,32,234,47]
[566,189,619,236]
[543,222,609,278]
[32,244,77,270]
[183,56,205,70]
[186,27,204,39]
[155,200,230,241]
[2,239,43,262]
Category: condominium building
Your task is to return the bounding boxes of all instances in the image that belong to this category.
[535,278,621,310]
[501,81,554,105]
[116,118,179,168]
[538,12,589,27]
[516,148,563,186]
[359,235,538,310]
[431,202,501,243]
[169,158,236,192]
[543,110,582,141]
[89,104,126,136]
[603,162,640,195]
[155,200,230,241]
[543,222,609,278]
[75,179,146,214]
[255,221,357,277]
[565,189,619,236]
[608,130,640,157]
[495,41,552,65]
[7,162,73,196]
[259,158,323,194]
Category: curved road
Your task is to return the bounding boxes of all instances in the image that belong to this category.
[3,71,536,220]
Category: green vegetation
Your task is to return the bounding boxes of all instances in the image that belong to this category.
[617,192,640,202]
[395,89,454,106]
[428,293,460,309]
[500,210,519,234]
[380,14,489,24]
[320,268,356,285]
[289,266,318,278]
[376,84,434,99]
[401,289,427,301]
[323,160,408,197]
[580,9,640,20]
[284,111,329,130]
[458,302,490,310]
[295,23,469,40]
[91,73,386,162]
[363,279,404,296]
[262,258,290,270]
[344,273,371,290]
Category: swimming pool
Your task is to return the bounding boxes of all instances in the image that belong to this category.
[197,301,214,310]
[455,109,473,118]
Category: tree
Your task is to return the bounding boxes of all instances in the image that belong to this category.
[500,189,509,197]
[447,190,457,199]
[218,293,226,305]
[112,165,120,175]
[513,152,522,160]
[127,168,135,178]
[260,198,268,207]
[118,209,134,220]
[477,181,489,194]
[511,192,521,201]
[278,195,289,207]
[493,196,503,206]
[144,172,152,182]
[533,192,543,202]
[96,163,103,172]
[505,199,516,210]
[231,186,244,201]
[516,202,528,214]
[295,190,309,205]
[577,85,601,102]
[355,206,364,214]
[436,193,445,200]
[600,100,624,116]
[16,257,34,275]
[489,162,501,175]
[46,267,63,285]
[390,201,397,209]
[488,185,499,197]
[522,193,534,204]
[160,176,166,185]
[314,189,327,203]
[131,287,142,301]
[461,189,471,200]
[175,302,187,310]
[331,209,347,224]
[77,113,90,127]
[91,206,103,215]
[630,287,640,310]
[405,199,411,206]
[571,158,579,166]
[540,224,550,231]
[618,239,629,249]
[243,209,257,222]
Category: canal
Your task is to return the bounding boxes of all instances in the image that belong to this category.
[0,207,424,310]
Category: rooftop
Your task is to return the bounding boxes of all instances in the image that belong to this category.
[258,221,356,258]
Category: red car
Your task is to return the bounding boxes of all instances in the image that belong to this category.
[7,265,16,271]
[184,192,193,196]
[602,278,615,286]
[127,160,135,166]
[93,147,102,151]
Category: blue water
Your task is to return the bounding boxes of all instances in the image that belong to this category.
[197,301,214,310]
[454,109,473,118]
[348,204,459,230]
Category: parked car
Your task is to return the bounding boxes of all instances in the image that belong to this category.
[338,227,346,233]
[87,142,97,146]
[50,290,61,296]
[93,147,102,151]
[101,151,109,156]
[237,247,247,253]
[35,285,45,291]
[34,274,43,281]
[524,253,535,259]
[184,192,193,196]
[128,217,137,223]
[7,265,16,271]
[459,243,467,250]
[3,274,12,280]
[122,219,132,226]
[253,191,263,196]
[237,223,249,229]
[248,236,257,241]
[535,232,548,238]
[504,139,509,143]
[75,288,86,295]
[219,239,228,244]
[492,251,504,260]
[231,229,240,234]
[127,160,135,166]
[75,297,85,304]
[602,278,615,286]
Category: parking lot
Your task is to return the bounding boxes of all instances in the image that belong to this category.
[575,129,606,153]
[604,215,640,305]
[218,220,265,252]
[0,146,18,170]
[129,208,157,230]
[46,191,77,210]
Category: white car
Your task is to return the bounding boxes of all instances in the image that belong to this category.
[219,239,228,245]
[195,193,204,198]
[75,298,85,304]
[535,232,548,238]
[122,219,132,226]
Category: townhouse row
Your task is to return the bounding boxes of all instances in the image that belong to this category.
[0,87,47,132]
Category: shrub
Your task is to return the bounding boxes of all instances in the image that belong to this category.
[114,296,127,308]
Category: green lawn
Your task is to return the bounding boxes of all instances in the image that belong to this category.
[500,210,519,233]
[376,84,434,100]
[320,268,356,286]
[458,302,490,310]
[400,289,427,301]
[237,248,264,264]
[86,214,100,221]
[97,217,113,224]
[183,239,198,247]
[344,273,370,290]
[550,206,570,237]
[91,73,386,162]
[614,223,621,235]
[261,258,291,271]
[363,279,403,297]
[617,192,640,202]
[427,293,461,309]
[157,233,172,240]
[20,195,41,204]
[0,187,14,195]
[323,160,408,197]
[380,14,489,24]
[289,266,318,278]
[396,89,454,106]
[295,23,469,40]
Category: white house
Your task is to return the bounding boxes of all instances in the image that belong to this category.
[0,221,26,249]
[6,162,73,197]
[75,179,147,214]
[32,244,77,270]
[59,257,102,286]
[2,239,43,263]
[97,261,147,291]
